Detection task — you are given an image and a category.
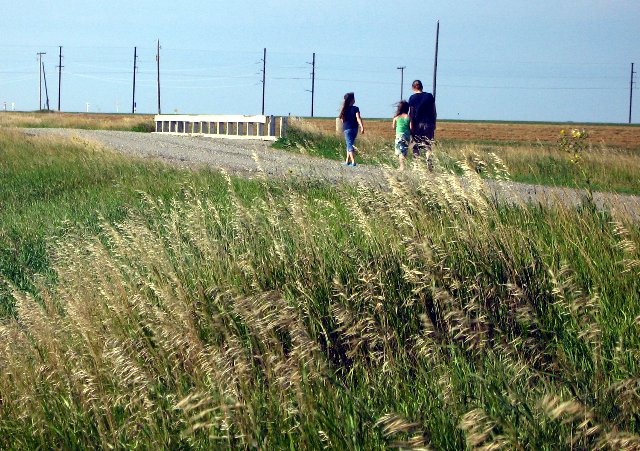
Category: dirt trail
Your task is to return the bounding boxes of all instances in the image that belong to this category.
[23,128,640,222]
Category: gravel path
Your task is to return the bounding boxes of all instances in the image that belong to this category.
[23,128,640,222]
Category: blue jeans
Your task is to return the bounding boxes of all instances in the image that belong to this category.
[344,128,358,152]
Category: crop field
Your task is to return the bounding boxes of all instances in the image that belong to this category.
[3,111,639,150]
[304,117,640,150]
[0,114,639,449]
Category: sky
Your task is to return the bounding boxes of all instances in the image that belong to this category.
[1,0,639,123]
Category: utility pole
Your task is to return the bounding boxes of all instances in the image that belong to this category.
[156,40,161,114]
[432,20,440,101]
[132,46,138,114]
[630,62,635,124]
[37,52,46,110]
[57,46,63,111]
[309,52,316,117]
[42,62,50,110]
[397,66,405,101]
[261,48,266,115]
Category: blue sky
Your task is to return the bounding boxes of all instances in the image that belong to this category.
[1,0,638,123]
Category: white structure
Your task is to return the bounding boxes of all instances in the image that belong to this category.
[154,114,287,141]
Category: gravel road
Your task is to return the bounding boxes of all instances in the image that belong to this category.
[23,128,640,222]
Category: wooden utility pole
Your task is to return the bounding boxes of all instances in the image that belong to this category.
[132,46,137,114]
[311,52,316,117]
[57,46,63,111]
[630,62,635,124]
[397,66,405,101]
[156,40,161,114]
[42,62,50,110]
[37,52,46,110]
[261,48,266,115]
[432,21,440,101]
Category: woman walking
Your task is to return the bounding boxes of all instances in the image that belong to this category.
[338,92,365,166]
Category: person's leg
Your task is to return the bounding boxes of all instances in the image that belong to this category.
[425,129,435,171]
[412,135,427,159]
[344,128,355,164]
[413,134,434,170]
[411,135,421,157]
[424,142,433,171]
[345,128,358,165]
[398,154,406,170]
[348,150,356,165]
[395,135,408,170]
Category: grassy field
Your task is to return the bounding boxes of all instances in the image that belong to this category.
[302,117,640,150]
[4,111,639,194]
[1,120,640,449]
[0,111,155,132]
[277,118,640,195]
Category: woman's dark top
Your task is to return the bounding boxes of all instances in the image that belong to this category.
[341,105,360,131]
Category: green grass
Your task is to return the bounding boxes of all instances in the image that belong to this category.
[273,126,346,160]
[273,125,396,166]
[0,129,253,317]
[1,128,639,449]
[277,124,640,195]
[447,143,640,195]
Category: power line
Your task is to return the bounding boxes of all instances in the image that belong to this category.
[630,62,636,124]
[37,52,46,110]
[307,52,315,117]
[57,46,63,111]
[261,48,266,115]
[132,46,137,114]
[433,20,439,101]
[42,62,50,110]
[397,66,405,101]
[156,39,161,114]
[440,84,628,91]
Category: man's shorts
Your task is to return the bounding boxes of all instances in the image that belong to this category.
[411,129,435,156]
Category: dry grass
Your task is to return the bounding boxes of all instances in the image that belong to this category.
[0,111,154,131]
[1,135,639,448]
[281,119,640,195]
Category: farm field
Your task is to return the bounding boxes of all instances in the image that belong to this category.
[304,117,640,150]
[0,114,640,449]
[280,117,640,196]
[2,111,639,149]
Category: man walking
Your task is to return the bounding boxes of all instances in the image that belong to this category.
[408,79,437,170]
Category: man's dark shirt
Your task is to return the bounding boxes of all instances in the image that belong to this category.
[408,92,437,136]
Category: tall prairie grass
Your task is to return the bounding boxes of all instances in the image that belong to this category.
[277,120,640,195]
[1,128,639,449]
[0,128,232,318]
[274,117,395,165]
[445,142,640,195]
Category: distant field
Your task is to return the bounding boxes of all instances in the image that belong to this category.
[4,111,637,194]
[2,111,638,150]
[0,111,154,132]
[303,117,640,150]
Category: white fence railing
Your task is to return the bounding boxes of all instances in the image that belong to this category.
[154,114,287,141]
